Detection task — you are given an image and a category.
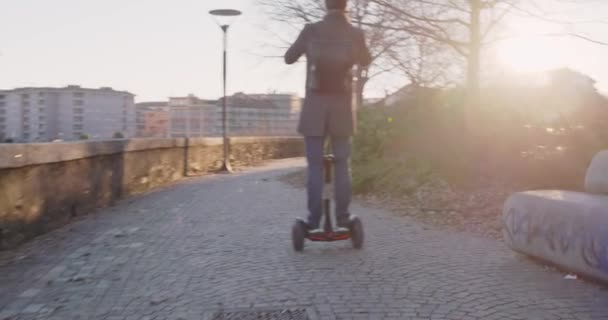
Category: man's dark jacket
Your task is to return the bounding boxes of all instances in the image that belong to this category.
[285,11,371,137]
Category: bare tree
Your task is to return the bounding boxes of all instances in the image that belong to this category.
[260,0,606,114]
[370,0,607,134]
[386,34,463,87]
[365,0,516,131]
[258,0,446,107]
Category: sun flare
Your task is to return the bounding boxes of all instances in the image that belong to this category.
[496,37,564,73]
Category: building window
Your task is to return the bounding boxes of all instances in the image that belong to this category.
[74,92,84,98]
[74,116,83,122]
[38,99,45,105]
[21,94,30,99]
[0,94,5,99]
[38,92,45,97]
[74,108,84,114]
[0,102,5,107]
[23,125,30,131]
[73,124,83,130]
[0,116,5,122]
[23,101,30,107]
[73,100,84,106]
[39,124,44,129]
[0,109,5,115]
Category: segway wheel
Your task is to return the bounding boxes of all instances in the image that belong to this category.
[350,217,364,249]
[292,221,306,252]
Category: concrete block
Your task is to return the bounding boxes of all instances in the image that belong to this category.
[585,150,608,194]
[503,190,608,282]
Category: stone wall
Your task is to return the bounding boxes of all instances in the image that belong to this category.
[0,137,303,249]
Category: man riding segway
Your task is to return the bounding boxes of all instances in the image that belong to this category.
[284,0,371,251]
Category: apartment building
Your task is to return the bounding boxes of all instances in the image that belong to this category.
[167,95,218,138]
[142,92,301,139]
[223,92,301,136]
[0,86,135,142]
[135,102,169,138]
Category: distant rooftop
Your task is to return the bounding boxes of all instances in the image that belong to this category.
[221,92,279,109]
[168,94,218,106]
[136,101,169,108]
[0,85,135,96]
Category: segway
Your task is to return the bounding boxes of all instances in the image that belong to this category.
[292,154,364,252]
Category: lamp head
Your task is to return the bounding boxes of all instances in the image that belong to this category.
[209,9,242,28]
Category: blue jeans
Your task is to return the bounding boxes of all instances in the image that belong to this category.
[305,136,352,229]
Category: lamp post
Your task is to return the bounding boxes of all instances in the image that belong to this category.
[209,8,242,173]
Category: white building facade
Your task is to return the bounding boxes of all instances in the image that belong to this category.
[160,93,301,138]
[0,86,135,142]
[168,95,218,138]
[223,93,301,136]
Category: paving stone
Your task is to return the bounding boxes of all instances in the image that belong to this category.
[18,289,42,299]
[0,159,606,319]
[22,304,44,314]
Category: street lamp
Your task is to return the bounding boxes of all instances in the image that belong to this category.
[209,8,242,173]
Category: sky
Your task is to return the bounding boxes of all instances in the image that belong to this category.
[0,0,607,102]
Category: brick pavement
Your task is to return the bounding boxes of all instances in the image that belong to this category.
[1,158,607,320]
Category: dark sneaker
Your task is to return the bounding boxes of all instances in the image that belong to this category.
[336,217,351,229]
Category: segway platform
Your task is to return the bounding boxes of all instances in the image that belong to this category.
[291,155,364,252]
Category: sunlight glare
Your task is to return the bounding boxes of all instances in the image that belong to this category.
[496,37,564,73]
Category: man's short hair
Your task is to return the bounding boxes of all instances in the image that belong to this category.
[326,0,347,10]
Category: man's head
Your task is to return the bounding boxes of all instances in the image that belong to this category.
[325,0,347,11]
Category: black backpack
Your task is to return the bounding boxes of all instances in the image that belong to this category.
[307,23,357,94]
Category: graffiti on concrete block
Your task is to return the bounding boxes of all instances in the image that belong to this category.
[544,222,572,254]
[504,207,608,273]
[582,235,608,272]
[504,208,532,245]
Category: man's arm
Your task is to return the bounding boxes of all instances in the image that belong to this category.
[284,24,311,65]
[355,29,372,67]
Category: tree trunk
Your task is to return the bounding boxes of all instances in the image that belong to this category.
[354,66,369,109]
[461,0,483,179]
[466,0,482,135]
